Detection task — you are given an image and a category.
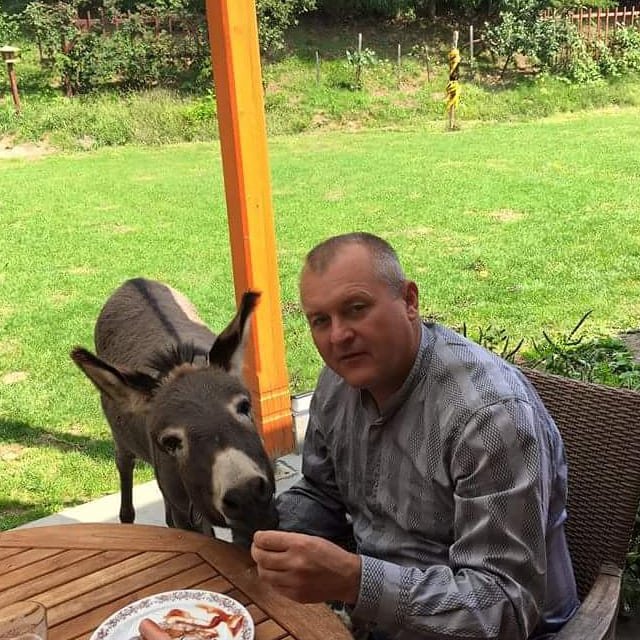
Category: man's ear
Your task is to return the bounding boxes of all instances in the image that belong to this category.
[403,280,420,320]
[70,347,159,414]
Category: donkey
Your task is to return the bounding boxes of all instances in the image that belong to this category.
[70,278,278,544]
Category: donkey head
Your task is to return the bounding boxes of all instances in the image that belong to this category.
[70,291,278,538]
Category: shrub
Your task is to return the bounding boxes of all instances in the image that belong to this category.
[22,1,79,64]
[58,28,119,94]
[256,0,317,55]
[345,46,378,90]
[560,34,602,83]
[483,2,549,78]
[111,15,176,89]
[609,25,640,74]
[593,39,622,78]
[0,11,21,44]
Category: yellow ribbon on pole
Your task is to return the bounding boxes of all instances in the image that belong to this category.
[446,49,461,111]
[445,32,460,129]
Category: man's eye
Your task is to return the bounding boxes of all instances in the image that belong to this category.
[310,316,329,328]
[348,303,367,315]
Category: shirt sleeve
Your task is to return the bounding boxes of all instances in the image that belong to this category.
[277,407,354,545]
[352,398,548,640]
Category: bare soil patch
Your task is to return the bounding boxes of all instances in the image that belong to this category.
[1,371,28,385]
[0,444,26,462]
[0,136,55,160]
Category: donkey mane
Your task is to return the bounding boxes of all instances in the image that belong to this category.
[147,342,210,378]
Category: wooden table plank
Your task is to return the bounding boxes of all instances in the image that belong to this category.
[0,524,353,640]
[35,552,176,611]
[190,575,235,594]
[0,524,206,552]
[195,535,256,575]
[216,564,353,640]
[47,554,202,626]
[0,551,136,603]
[0,547,26,560]
[1,548,65,572]
[245,603,268,625]
[255,618,288,640]
[1,549,100,591]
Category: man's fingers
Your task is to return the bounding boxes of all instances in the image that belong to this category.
[252,542,297,571]
[253,529,298,551]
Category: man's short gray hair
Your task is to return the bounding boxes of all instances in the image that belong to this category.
[303,232,406,296]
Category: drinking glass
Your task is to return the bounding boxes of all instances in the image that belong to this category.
[0,601,47,640]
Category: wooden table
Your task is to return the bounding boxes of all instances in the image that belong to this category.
[0,523,353,640]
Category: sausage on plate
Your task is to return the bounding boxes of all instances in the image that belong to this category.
[138,618,171,640]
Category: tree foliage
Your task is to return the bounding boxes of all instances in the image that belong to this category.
[0,10,21,43]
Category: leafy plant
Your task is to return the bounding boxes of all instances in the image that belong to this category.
[609,25,640,74]
[530,310,597,378]
[58,28,119,94]
[22,1,80,65]
[256,0,316,55]
[461,323,524,362]
[483,1,550,77]
[345,45,378,89]
[0,11,21,44]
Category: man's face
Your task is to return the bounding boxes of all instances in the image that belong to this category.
[300,244,420,407]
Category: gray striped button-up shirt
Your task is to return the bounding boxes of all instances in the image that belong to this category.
[277,322,579,639]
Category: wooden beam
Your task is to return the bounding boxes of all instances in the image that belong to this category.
[204,0,294,456]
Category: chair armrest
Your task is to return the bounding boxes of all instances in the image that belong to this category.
[554,563,622,640]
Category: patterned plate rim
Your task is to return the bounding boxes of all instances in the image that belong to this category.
[89,589,255,640]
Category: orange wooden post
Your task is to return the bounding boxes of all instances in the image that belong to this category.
[204,0,294,457]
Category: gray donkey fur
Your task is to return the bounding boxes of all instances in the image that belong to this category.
[71,278,278,543]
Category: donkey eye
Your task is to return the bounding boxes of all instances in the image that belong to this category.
[236,398,251,416]
[159,434,182,453]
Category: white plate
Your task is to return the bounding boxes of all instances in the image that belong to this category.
[89,589,255,640]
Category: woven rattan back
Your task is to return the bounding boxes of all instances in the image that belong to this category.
[520,367,640,600]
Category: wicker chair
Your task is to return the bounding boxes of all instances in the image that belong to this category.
[520,367,640,640]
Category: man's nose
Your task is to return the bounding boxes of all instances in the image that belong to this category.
[329,319,354,344]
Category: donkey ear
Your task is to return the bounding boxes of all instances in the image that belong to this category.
[209,291,260,377]
[70,347,159,414]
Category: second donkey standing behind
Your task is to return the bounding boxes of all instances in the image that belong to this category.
[71,278,278,544]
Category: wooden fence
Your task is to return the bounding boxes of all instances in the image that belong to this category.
[74,9,180,35]
[543,6,639,42]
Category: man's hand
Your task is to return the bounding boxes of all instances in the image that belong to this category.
[251,530,361,604]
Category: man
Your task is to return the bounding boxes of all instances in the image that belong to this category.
[251,232,579,639]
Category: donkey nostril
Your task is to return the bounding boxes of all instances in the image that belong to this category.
[249,476,271,501]
[222,477,274,520]
[222,495,240,513]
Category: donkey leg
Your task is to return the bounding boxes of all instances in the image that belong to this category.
[115,449,136,523]
[164,501,174,528]
[169,506,199,532]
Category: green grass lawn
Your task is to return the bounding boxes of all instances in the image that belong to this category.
[2,107,640,529]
